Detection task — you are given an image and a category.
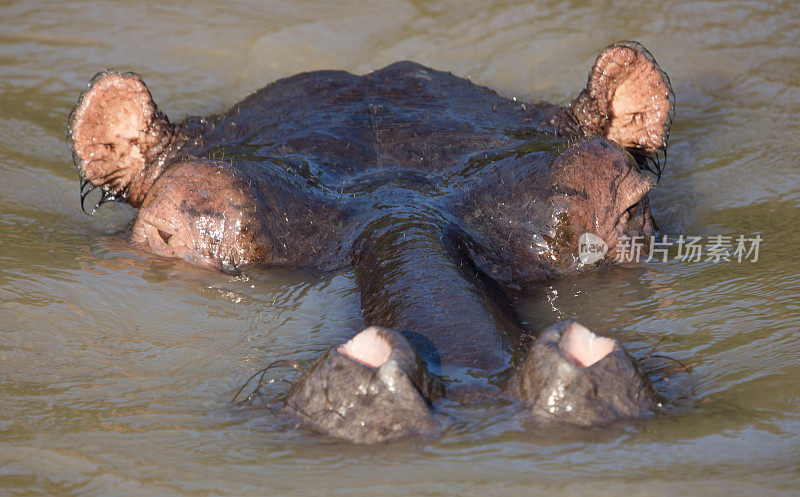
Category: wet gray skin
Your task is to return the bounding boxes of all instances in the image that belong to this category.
[285,327,449,443]
[69,42,673,442]
[506,320,655,426]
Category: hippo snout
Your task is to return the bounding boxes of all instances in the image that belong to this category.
[279,322,655,443]
[506,320,655,426]
[284,327,449,444]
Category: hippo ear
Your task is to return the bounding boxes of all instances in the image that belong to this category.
[69,71,172,207]
[569,42,674,154]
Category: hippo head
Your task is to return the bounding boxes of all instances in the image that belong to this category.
[450,42,673,285]
[69,43,672,275]
[534,42,672,270]
[67,43,671,442]
[541,137,657,268]
[69,73,274,270]
[506,320,655,426]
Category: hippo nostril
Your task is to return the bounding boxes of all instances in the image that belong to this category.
[337,327,393,368]
[559,322,616,367]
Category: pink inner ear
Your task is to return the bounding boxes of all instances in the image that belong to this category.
[337,327,393,368]
[559,322,616,367]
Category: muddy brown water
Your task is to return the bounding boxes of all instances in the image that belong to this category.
[1,1,798,495]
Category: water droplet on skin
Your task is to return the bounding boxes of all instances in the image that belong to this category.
[531,233,551,255]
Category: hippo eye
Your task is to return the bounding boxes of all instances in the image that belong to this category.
[157,229,172,244]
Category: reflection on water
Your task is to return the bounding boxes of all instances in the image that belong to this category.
[1,0,798,495]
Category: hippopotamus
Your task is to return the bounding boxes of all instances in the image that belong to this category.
[69,41,673,443]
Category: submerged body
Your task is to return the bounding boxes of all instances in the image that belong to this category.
[70,42,673,442]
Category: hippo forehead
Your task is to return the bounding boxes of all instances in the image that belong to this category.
[187,61,569,178]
